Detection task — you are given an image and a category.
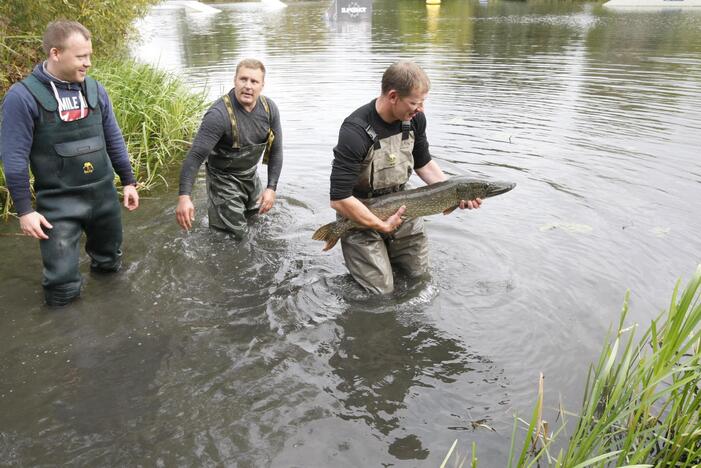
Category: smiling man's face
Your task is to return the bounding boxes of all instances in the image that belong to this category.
[49,32,92,83]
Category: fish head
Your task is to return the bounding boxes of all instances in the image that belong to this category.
[455,178,516,200]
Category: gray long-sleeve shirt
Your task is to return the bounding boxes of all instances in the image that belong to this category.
[178,90,283,195]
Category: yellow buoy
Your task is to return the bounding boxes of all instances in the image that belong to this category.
[426,0,441,4]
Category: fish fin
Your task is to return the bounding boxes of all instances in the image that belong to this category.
[443,205,458,215]
[323,237,339,251]
[312,222,334,241]
[312,221,341,250]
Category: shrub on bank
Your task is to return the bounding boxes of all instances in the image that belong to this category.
[0,0,158,95]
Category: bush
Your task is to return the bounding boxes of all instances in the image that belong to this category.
[0,0,158,95]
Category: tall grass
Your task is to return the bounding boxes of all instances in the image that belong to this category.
[0,179,10,220]
[0,0,158,95]
[444,264,701,467]
[91,60,208,191]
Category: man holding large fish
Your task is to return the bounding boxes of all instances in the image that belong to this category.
[326,61,489,294]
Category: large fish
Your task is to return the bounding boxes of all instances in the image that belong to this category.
[313,176,516,250]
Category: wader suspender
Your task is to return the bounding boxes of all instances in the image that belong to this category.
[348,116,381,150]
[347,117,413,199]
[401,120,411,140]
[222,94,275,165]
[349,118,410,147]
[22,74,100,112]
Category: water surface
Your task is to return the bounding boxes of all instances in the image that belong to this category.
[2,0,700,465]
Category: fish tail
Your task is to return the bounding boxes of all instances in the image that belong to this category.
[312,222,341,251]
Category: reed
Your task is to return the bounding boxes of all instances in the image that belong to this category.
[444,264,701,467]
[0,176,10,220]
[90,59,208,191]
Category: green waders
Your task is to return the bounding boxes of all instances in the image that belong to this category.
[205,94,274,236]
[341,119,430,295]
[22,75,122,306]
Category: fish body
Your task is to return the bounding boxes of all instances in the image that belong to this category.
[313,176,515,250]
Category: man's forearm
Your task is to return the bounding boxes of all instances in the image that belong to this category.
[331,197,387,231]
[266,149,282,190]
[415,160,447,185]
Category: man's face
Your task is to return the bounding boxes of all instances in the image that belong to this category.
[49,32,92,83]
[234,67,265,109]
[390,88,427,122]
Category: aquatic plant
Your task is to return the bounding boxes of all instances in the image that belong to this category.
[90,59,208,191]
[0,176,10,220]
[443,264,701,467]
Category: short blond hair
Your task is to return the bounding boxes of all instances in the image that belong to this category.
[42,20,91,55]
[381,60,430,97]
[235,58,266,78]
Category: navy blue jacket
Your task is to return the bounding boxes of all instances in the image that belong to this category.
[1,63,135,216]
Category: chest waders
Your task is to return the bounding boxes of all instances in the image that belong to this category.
[22,75,123,306]
[340,119,430,295]
[205,94,274,236]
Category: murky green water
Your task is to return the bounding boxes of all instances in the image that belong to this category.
[2,0,700,465]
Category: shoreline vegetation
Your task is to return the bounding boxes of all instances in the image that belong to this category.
[0,0,208,219]
[443,264,701,467]
[3,1,699,466]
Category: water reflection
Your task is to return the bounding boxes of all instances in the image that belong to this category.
[3,0,701,465]
[0,302,168,465]
[328,309,505,459]
[53,335,166,434]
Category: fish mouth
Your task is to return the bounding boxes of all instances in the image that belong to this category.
[486,181,516,197]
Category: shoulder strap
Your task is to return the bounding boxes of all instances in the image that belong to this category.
[21,75,58,112]
[260,95,271,122]
[347,116,381,150]
[401,120,411,141]
[84,76,99,110]
[259,95,275,165]
[222,93,240,149]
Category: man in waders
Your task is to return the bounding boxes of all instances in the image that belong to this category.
[0,20,139,307]
[176,58,283,236]
[329,60,482,294]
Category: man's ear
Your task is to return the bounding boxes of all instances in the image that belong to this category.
[48,47,61,61]
[387,89,399,103]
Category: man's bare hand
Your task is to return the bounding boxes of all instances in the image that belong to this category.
[19,212,52,239]
[257,188,276,214]
[444,197,482,215]
[460,198,482,210]
[381,205,406,233]
[176,195,195,230]
[123,184,139,211]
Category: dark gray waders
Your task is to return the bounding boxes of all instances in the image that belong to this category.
[341,119,429,294]
[205,94,274,236]
[22,75,122,307]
